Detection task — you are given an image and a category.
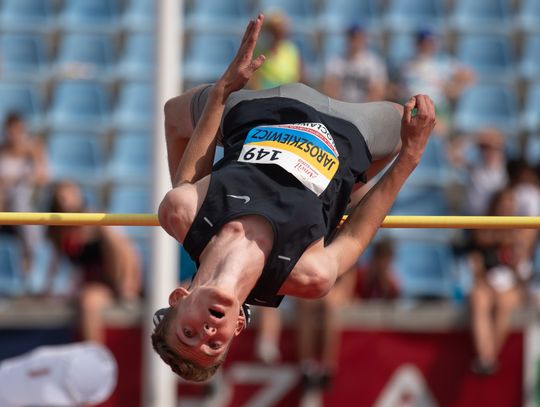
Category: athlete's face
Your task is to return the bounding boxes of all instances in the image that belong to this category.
[166,287,245,367]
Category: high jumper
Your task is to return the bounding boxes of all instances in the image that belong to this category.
[153,13,436,381]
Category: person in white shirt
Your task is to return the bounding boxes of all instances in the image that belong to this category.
[323,25,387,103]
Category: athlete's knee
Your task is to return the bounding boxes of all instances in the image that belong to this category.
[305,268,337,299]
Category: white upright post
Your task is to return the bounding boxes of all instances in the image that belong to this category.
[143,0,182,406]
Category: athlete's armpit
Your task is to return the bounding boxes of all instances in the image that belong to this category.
[278,240,338,299]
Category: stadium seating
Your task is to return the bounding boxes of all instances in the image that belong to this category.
[0,82,43,129]
[183,34,239,85]
[56,33,115,80]
[520,35,540,80]
[113,81,153,131]
[58,0,120,33]
[290,34,323,83]
[386,33,417,72]
[0,236,24,296]
[318,0,381,33]
[186,0,251,34]
[47,133,105,183]
[454,84,519,135]
[122,0,154,32]
[0,34,48,82]
[116,33,154,80]
[48,80,111,131]
[385,0,446,32]
[108,185,151,237]
[455,35,515,83]
[394,242,454,299]
[108,132,152,183]
[0,0,55,33]
[451,0,513,34]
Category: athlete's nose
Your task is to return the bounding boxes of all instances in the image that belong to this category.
[203,323,216,336]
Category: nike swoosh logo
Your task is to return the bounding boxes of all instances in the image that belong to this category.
[226,194,251,204]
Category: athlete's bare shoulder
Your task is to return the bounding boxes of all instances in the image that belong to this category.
[158,175,211,243]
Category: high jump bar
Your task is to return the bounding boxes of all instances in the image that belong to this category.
[1,212,540,229]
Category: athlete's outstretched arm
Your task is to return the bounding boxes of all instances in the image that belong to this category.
[325,95,436,277]
[172,14,266,187]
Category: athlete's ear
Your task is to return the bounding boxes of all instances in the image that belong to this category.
[234,313,246,336]
[169,287,189,307]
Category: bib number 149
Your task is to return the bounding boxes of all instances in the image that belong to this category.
[240,147,282,162]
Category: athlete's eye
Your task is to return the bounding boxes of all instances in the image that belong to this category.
[184,328,193,338]
[209,341,221,350]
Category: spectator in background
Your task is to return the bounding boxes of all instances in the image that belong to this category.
[296,269,357,399]
[356,239,400,300]
[46,181,141,343]
[248,12,303,90]
[323,25,387,102]
[400,29,474,135]
[468,188,533,375]
[0,113,48,274]
[507,159,540,217]
[465,129,508,215]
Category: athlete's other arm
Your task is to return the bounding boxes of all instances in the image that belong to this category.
[283,95,436,298]
[159,15,266,242]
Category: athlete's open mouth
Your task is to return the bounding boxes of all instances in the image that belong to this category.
[209,308,224,319]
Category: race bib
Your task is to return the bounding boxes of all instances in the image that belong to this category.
[238,123,340,196]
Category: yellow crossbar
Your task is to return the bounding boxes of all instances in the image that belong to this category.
[0,212,540,229]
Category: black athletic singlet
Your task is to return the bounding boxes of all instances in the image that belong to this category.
[184,97,371,307]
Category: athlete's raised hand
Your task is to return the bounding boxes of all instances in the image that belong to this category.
[399,95,436,167]
[217,14,266,98]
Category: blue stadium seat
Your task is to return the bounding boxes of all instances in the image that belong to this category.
[122,0,154,32]
[0,0,55,33]
[0,236,24,296]
[48,80,110,132]
[523,83,540,133]
[451,0,513,34]
[391,185,448,216]
[47,133,105,183]
[386,33,417,72]
[520,35,540,80]
[456,35,515,83]
[385,0,445,32]
[108,185,151,214]
[108,132,152,183]
[394,242,454,299]
[0,34,48,82]
[183,34,239,84]
[454,84,520,135]
[186,0,251,34]
[260,0,317,34]
[0,82,43,129]
[56,34,115,79]
[114,82,153,131]
[59,0,120,33]
[318,0,381,33]
[117,33,154,80]
[517,0,540,34]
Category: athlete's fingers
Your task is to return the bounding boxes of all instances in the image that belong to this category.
[250,54,266,71]
[245,14,264,56]
[414,94,429,120]
[403,97,415,123]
